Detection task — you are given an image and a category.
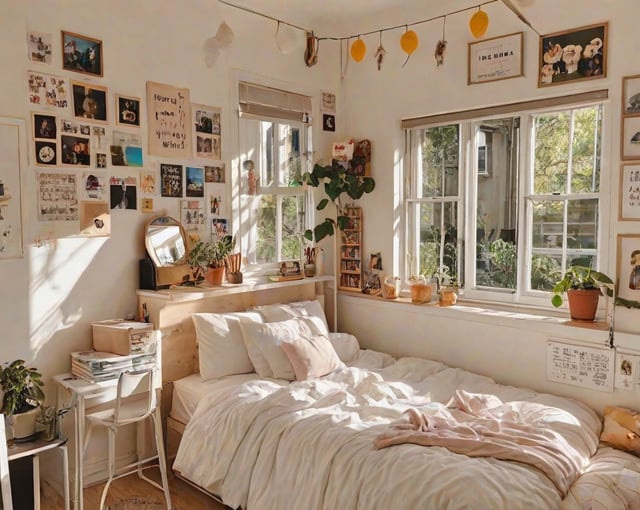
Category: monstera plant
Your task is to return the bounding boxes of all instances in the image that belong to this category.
[302,162,375,243]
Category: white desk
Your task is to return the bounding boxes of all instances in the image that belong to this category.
[7,435,70,510]
[54,374,119,510]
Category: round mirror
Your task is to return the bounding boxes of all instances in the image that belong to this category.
[145,216,188,267]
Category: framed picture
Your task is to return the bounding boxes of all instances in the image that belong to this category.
[622,75,640,117]
[621,117,640,161]
[116,94,141,127]
[538,22,607,87]
[60,134,90,166]
[61,31,103,77]
[619,163,640,220]
[617,234,640,301]
[71,81,107,123]
[32,113,57,140]
[34,140,57,166]
[468,32,523,85]
[27,31,52,64]
[160,164,183,198]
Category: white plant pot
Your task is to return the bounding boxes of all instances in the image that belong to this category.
[11,406,39,439]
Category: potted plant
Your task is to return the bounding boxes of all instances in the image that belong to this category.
[302,161,375,243]
[434,265,458,306]
[187,235,235,285]
[551,265,614,321]
[0,359,45,440]
[303,246,317,277]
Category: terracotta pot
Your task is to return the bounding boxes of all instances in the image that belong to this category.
[410,282,432,304]
[439,287,458,306]
[567,288,600,321]
[204,267,225,285]
[227,271,243,284]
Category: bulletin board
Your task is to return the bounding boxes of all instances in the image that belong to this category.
[0,117,26,259]
[146,81,191,159]
[546,339,614,392]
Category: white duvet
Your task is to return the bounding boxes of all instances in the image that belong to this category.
[173,353,602,510]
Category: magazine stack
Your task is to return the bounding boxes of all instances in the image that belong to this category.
[71,349,157,383]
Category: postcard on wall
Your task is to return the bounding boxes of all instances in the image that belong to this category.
[185,166,204,197]
[140,170,156,195]
[38,172,78,221]
[95,153,107,168]
[109,175,137,210]
[146,81,191,158]
[209,194,223,216]
[205,164,225,183]
[28,31,53,64]
[0,119,25,259]
[212,218,228,240]
[116,94,141,127]
[160,163,183,197]
[92,125,107,150]
[616,234,640,301]
[61,118,90,136]
[614,352,639,391]
[79,200,110,236]
[27,71,70,110]
[141,197,154,213]
[620,163,640,220]
[181,199,205,231]
[82,171,107,200]
[111,131,142,167]
[71,81,108,122]
[32,113,57,140]
[192,103,221,160]
[34,140,57,166]
[60,134,90,166]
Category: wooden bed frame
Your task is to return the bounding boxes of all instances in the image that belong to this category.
[136,276,336,458]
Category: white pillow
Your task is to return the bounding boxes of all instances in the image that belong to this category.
[281,334,344,380]
[328,332,360,363]
[191,312,262,381]
[254,300,329,335]
[239,318,312,380]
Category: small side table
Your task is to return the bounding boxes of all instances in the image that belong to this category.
[7,435,70,510]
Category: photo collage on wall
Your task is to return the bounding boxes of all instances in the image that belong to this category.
[25,29,226,243]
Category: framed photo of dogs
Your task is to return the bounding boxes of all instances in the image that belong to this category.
[538,22,607,88]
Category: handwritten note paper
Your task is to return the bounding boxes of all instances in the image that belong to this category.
[146,81,191,158]
[546,340,614,392]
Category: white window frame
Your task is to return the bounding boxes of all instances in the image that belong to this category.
[403,96,609,309]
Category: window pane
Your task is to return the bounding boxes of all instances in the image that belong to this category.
[567,198,598,251]
[256,194,276,263]
[281,195,304,260]
[416,201,459,280]
[530,254,562,291]
[531,200,564,249]
[419,125,459,198]
[475,118,519,290]
[533,111,570,194]
[571,106,601,193]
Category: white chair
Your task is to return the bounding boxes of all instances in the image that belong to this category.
[83,370,171,509]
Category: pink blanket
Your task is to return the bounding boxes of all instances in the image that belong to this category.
[374,390,583,495]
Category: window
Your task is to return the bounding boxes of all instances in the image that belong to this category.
[405,96,606,306]
[238,82,312,265]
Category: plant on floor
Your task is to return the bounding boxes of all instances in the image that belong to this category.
[0,359,44,416]
[302,162,375,243]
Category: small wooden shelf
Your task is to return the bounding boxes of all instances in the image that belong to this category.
[338,206,362,292]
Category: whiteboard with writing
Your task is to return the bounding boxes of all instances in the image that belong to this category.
[146,81,191,159]
[546,340,614,392]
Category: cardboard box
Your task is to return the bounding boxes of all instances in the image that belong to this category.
[92,320,154,356]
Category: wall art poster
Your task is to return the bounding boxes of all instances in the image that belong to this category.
[27,71,70,110]
[212,218,228,239]
[71,81,108,122]
[116,94,141,127]
[181,199,205,231]
[160,163,183,197]
[468,32,523,85]
[205,164,225,183]
[82,171,107,200]
[141,198,154,213]
[193,103,221,160]
[0,118,25,259]
[60,119,90,135]
[62,31,103,77]
[617,234,640,301]
[139,170,156,195]
[35,140,57,166]
[185,166,204,197]
[79,200,110,236]
[210,194,223,216]
[60,134,90,166]
[146,81,191,158]
[32,113,57,140]
[620,163,640,220]
[38,172,78,221]
[28,31,53,64]
[110,131,142,167]
[109,175,137,210]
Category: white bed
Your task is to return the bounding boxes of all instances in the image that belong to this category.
[166,302,640,510]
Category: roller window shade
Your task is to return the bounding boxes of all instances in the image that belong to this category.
[400,89,608,130]
[239,81,312,122]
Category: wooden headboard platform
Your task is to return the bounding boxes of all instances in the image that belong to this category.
[136,276,336,428]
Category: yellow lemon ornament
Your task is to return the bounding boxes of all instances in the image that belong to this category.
[351,38,366,62]
[469,9,489,38]
[400,30,419,56]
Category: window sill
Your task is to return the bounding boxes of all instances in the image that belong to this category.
[338,290,609,333]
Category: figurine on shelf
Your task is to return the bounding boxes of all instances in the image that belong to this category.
[362,252,382,295]
[244,160,258,195]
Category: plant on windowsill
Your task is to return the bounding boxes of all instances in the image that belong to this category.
[187,235,235,285]
[551,265,614,321]
[434,265,458,306]
[0,359,45,440]
[302,161,375,243]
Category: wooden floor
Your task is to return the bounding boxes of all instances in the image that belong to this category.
[41,467,231,510]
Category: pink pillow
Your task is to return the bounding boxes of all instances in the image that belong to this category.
[281,334,343,380]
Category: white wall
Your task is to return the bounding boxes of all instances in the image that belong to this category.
[336,0,640,412]
[0,0,339,488]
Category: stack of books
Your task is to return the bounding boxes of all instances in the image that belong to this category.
[71,350,157,383]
